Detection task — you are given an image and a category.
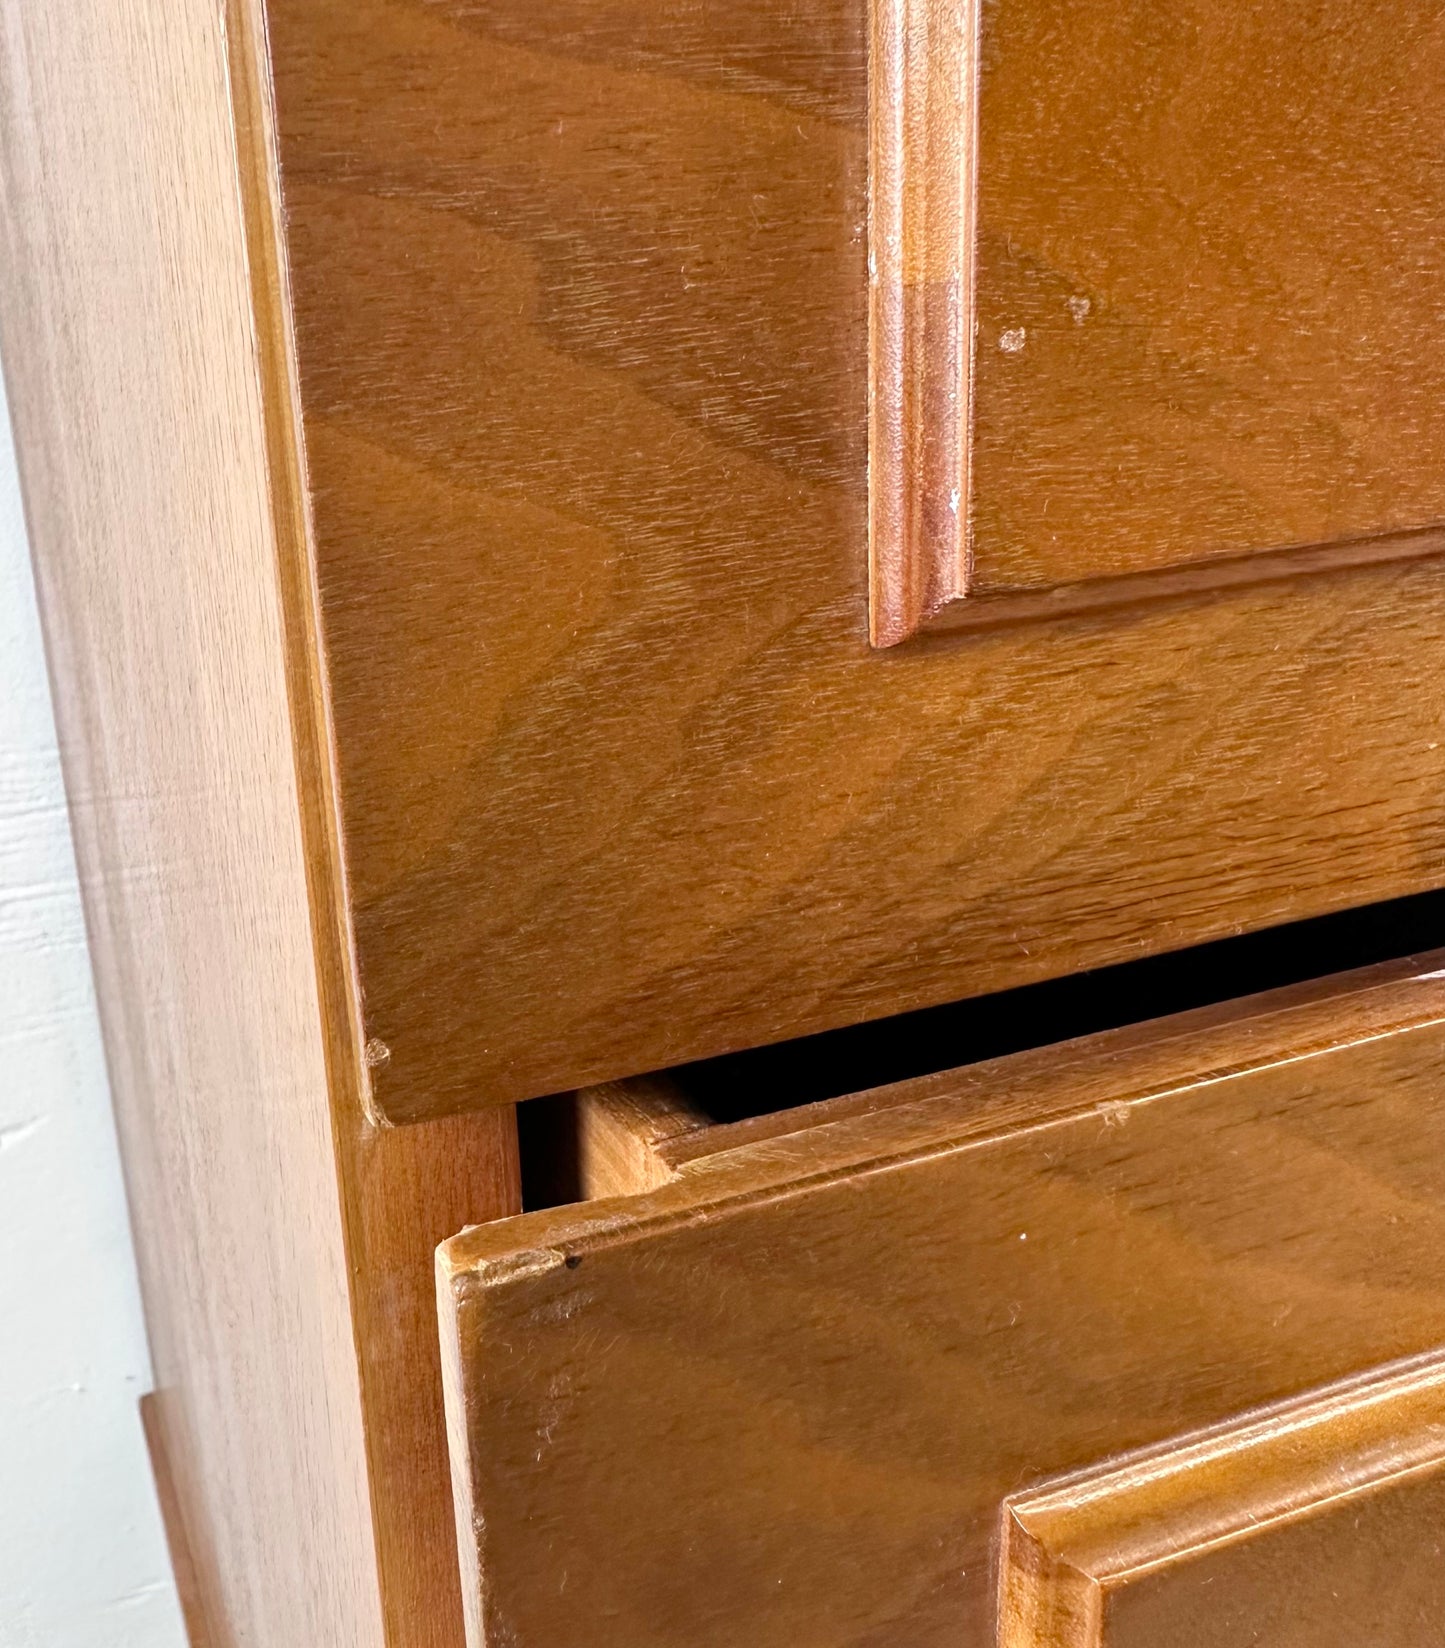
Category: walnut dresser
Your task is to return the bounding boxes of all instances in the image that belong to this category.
[4,2,1445,1645]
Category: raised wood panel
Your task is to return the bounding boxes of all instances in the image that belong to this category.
[872,0,1445,642]
[1000,1357,1445,1648]
[260,0,1445,1122]
[439,958,1445,1647]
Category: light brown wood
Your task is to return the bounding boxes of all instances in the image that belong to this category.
[440,956,1445,1648]
[999,1355,1445,1647]
[13,5,1441,1645]
[344,1112,520,1648]
[141,1394,215,1648]
[227,0,528,1637]
[873,0,1445,642]
[0,4,379,1640]
[254,0,1445,1122]
[0,5,521,1646]
[578,1080,710,1199]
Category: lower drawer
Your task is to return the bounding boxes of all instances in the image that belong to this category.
[438,955,1445,1648]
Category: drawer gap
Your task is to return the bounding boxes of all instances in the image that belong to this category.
[519,886,1445,1209]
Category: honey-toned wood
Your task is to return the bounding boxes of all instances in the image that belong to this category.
[999,1355,1445,1648]
[869,0,978,641]
[256,0,1445,1122]
[343,1111,520,1648]
[226,1,527,1638]
[0,4,521,1646]
[440,957,1445,1647]
[873,0,1445,641]
[578,1080,710,1199]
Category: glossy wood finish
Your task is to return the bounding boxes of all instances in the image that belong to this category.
[0,4,522,1645]
[260,0,1445,1122]
[869,0,977,641]
[440,957,1445,1648]
[873,0,1445,642]
[13,4,1443,1644]
[1000,1356,1445,1647]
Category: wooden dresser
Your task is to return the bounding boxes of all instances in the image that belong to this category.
[4,1,1445,1644]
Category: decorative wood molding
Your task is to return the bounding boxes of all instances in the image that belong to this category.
[868,0,980,645]
[209,0,1445,1120]
[906,523,1445,641]
[999,1353,1445,1647]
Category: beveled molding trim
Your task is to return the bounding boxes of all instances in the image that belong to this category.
[865,0,1445,647]
[998,1350,1445,1647]
[868,0,980,646]
[877,522,1445,644]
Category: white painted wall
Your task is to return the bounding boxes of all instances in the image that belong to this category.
[0,384,186,1646]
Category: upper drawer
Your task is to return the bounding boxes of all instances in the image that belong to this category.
[248,0,1445,1119]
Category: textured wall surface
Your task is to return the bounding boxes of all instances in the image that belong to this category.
[0,387,184,1645]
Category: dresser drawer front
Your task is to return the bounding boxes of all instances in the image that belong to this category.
[255,0,1445,1120]
[439,959,1445,1646]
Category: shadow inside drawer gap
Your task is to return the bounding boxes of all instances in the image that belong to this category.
[517,887,1445,1209]
[672,888,1445,1121]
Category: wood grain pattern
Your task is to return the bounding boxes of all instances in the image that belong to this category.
[440,957,1445,1647]
[142,1394,216,1648]
[874,0,1445,641]
[0,4,380,1640]
[869,0,978,641]
[0,4,521,1645]
[578,1080,710,1198]
[343,1111,520,1648]
[259,0,1445,1122]
[1000,1355,1445,1647]
[619,954,1445,1173]
[226,3,527,1640]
